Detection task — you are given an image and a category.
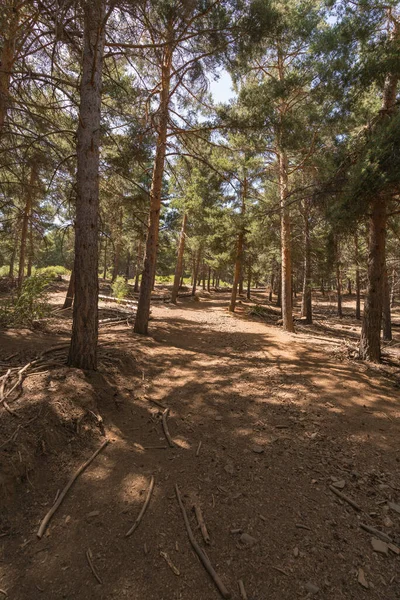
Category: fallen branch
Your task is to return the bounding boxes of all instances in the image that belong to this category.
[86,548,102,584]
[160,550,180,576]
[125,475,155,537]
[360,523,392,543]
[162,408,175,448]
[175,484,231,599]
[147,397,167,410]
[37,439,109,538]
[194,503,210,544]
[238,579,248,600]
[329,485,361,512]
[196,441,202,457]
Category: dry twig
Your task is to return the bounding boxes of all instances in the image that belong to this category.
[329,485,361,512]
[86,548,102,584]
[37,439,109,538]
[125,475,155,537]
[162,408,175,447]
[193,503,210,544]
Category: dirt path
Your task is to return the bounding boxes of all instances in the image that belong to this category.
[1,293,399,599]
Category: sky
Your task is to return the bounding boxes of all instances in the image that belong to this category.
[209,69,236,104]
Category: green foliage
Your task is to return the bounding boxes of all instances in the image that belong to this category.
[34,265,70,279]
[111,276,129,300]
[0,274,50,327]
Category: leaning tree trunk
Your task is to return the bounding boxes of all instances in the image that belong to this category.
[134,44,172,335]
[67,0,105,370]
[18,162,37,290]
[171,212,187,304]
[229,175,247,313]
[382,265,392,341]
[300,202,312,324]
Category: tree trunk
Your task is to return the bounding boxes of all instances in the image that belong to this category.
[320,278,325,296]
[269,271,275,302]
[112,208,123,282]
[355,233,361,320]
[390,269,395,308]
[27,205,34,278]
[246,260,251,300]
[63,269,75,309]
[207,266,211,292]
[238,273,244,295]
[171,213,187,304]
[301,204,312,324]
[125,250,130,281]
[192,248,201,297]
[229,175,246,313]
[0,0,19,131]
[134,237,143,293]
[276,269,282,308]
[278,150,293,331]
[335,236,343,318]
[347,278,352,295]
[18,162,37,290]
[359,197,387,361]
[67,0,105,370]
[382,265,392,341]
[103,236,108,280]
[134,43,172,335]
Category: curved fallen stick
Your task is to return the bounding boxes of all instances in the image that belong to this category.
[175,484,231,599]
[162,408,175,447]
[125,475,155,537]
[37,439,109,538]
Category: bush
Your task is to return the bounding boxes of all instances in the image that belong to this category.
[0,266,10,277]
[35,265,70,279]
[0,274,51,327]
[111,276,129,300]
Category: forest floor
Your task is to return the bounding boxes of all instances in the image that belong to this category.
[0,285,399,600]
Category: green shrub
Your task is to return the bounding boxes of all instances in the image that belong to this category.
[0,274,51,327]
[111,276,129,300]
[0,266,10,277]
[35,265,70,279]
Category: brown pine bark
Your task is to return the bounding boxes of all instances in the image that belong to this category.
[207,266,211,292]
[63,269,75,309]
[0,0,20,130]
[171,212,187,304]
[300,201,312,324]
[335,236,343,318]
[18,161,37,290]
[279,150,294,331]
[229,176,247,313]
[246,260,251,300]
[134,42,172,335]
[191,248,201,297]
[355,233,361,320]
[103,236,108,280]
[67,0,105,370]
[382,265,392,341]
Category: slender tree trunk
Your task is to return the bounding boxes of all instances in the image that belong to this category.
[171,212,187,304]
[246,260,251,300]
[229,175,246,313]
[335,236,343,318]
[103,236,108,280]
[238,273,244,295]
[390,269,395,308]
[9,237,17,279]
[276,269,282,308]
[0,0,19,131]
[347,278,352,295]
[359,197,387,361]
[18,162,37,290]
[134,43,172,334]
[301,204,312,323]
[134,237,143,293]
[112,208,123,282]
[355,233,361,320]
[382,265,392,341]
[269,271,275,302]
[68,0,105,370]
[320,278,325,296]
[125,250,130,281]
[278,149,293,331]
[63,269,75,309]
[192,248,201,296]
[207,266,211,292]
[212,271,215,289]
[27,205,34,277]
[202,262,206,290]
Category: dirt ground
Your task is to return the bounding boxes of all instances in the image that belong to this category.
[0,286,399,600]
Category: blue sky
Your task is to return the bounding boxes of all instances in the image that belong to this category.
[209,69,236,103]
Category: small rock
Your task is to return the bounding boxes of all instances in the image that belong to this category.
[251,445,264,454]
[65,515,71,524]
[305,582,319,594]
[331,479,345,490]
[215,416,223,422]
[388,543,400,555]
[293,547,299,557]
[358,568,369,589]
[371,538,388,554]
[239,533,257,547]
[87,510,100,519]
[388,501,400,514]
[383,516,393,528]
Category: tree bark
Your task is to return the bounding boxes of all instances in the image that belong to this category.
[359,197,387,361]
[103,236,108,280]
[0,0,19,131]
[269,271,275,302]
[279,150,293,331]
[134,42,172,334]
[192,247,201,297]
[382,265,392,341]
[246,259,251,300]
[355,233,361,320]
[300,201,312,324]
[229,175,246,313]
[276,269,282,308]
[207,266,211,292]
[63,269,75,309]
[67,0,105,370]
[18,161,37,290]
[335,236,342,318]
[171,212,187,304]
